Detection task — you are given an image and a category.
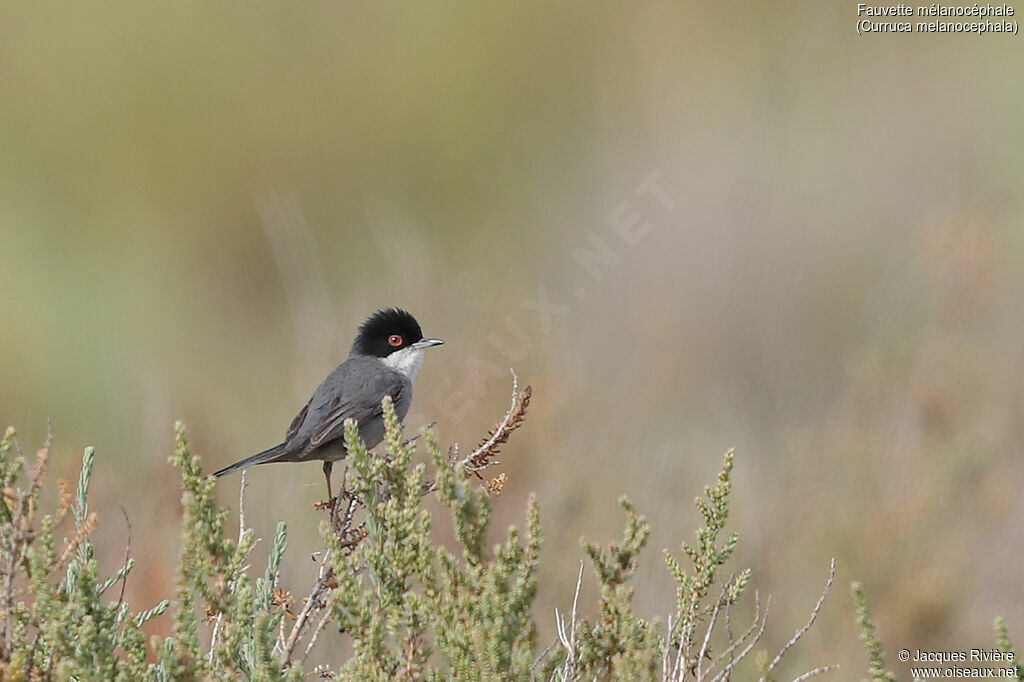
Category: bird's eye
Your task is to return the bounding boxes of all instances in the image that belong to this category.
[388,334,403,347]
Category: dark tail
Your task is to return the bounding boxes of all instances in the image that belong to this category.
[213,443,289,478]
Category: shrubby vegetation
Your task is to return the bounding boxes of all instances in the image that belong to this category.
[0,387,1019,680]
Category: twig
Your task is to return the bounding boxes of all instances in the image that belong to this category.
[24,633,40,680]
[709,592,771,682]
[333,484,364,552]
[331,469,357,534]
[1,428,47,661]
[791,664,840,681]
[458,369,531,477]
[554,561,585,681]
[301,607,335,663]
[759,558,835,681]
[531,637,559,678]
[238,469,248,541]
[662,614,672,680]
[706,589,764,675]
[724,596,736,675]
[281,551,333,667]
[420,370,531,495]
[672,610,686,680]
[116,505,132,616]
[209,471,252,661]
[283,466,370,665]
[696,581,731,680]
[1,430,25,658]
[403,422,435,447]
[278,606,289,654]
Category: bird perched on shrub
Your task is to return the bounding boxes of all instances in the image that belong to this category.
[214,308,444,503]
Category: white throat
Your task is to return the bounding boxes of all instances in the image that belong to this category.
[380,346,426,380]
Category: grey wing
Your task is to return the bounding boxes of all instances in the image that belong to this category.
[286,399,311,443]
[304,372,408,452]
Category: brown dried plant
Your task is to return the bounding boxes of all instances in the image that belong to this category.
[485,472,508,496]
[0,426,57,660]
[454,368,531,479]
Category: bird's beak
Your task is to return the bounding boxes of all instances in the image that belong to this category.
[412,338,444,350]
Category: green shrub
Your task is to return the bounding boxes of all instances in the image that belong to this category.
[0,387,1015,680]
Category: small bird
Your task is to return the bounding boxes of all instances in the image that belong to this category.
[213,308,443,503]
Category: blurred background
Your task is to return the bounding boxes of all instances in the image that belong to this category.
[2,1,1023,676]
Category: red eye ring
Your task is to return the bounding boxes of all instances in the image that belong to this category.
[388,334,403,347]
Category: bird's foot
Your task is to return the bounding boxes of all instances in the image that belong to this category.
[313,497,337,512]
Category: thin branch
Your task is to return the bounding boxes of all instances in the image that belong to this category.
[281,551,333,667]
[672,608,687,681]
[282,464,371,665]
[238,469,248,541]
[711,589,764,671]
[278,606,289,654]
[662,614,674,681]
[210,471,252,661]
[1,429,26,658]
[569,560,583,634]
[116,505,132,615]
[403,422,435,447]
[791,664,841,682]
[724,595,736,674]
[760,558,835,680]
[421,369,531,495]
[301,605,335,663]
[710,592,771,682]
[208,471,252,655]
[459,369,531,477]
[531,637,559,678]
[696,581,731,680]
[554,561,585,682]
[24,633,40,680]
[333,485,359,537]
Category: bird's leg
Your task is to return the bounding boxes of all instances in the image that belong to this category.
[323,460,335,512]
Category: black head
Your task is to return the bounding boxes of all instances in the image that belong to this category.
[351,308,425,358]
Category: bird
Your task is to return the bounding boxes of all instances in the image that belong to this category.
[213,308,444,504]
